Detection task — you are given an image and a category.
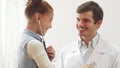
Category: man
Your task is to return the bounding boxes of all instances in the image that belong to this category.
[55,1,120,68]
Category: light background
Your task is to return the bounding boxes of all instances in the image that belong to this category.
[0,0,120,68]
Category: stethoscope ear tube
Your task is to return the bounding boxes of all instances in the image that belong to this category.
[38,20,50,60]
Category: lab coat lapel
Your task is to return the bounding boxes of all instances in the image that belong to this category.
[64,42,84,68]
[86,37,108,65]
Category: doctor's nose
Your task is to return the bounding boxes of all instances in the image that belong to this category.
[77,21,84,28]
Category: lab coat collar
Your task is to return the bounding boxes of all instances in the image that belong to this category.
[86,36,108,64]
[78,33,100,49]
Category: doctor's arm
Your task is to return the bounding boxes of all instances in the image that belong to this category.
[111,46,120,68]
[116,50,120,68]
[26,40,54,68]
[55,51,64,68]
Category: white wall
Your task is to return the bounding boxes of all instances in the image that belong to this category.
[1,0,18,67]
[0,0,120,67]
[0,0,1,67]
[44,0,120,60]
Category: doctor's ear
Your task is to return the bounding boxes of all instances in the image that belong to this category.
[96,20,102,28]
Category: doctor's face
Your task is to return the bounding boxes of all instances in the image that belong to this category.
[76,11,101,38]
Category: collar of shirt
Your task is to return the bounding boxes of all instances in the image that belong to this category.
[78,33,100,49]
[37,34,44,43]
[24,28,43,42]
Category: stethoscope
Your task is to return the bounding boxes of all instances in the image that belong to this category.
[38,20,50,60]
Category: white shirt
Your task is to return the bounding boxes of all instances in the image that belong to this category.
[79,34,99,64]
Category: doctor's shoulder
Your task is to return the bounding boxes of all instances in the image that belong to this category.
[107,42,120,55]
[108,42,120,50]
[59,41,78,56]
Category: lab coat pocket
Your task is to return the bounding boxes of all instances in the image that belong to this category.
[97,52,110,68]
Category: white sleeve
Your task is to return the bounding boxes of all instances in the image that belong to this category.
[26,39,54,68]
[116,48,120,68]
[111,45,120,68]
[55,51,64,68]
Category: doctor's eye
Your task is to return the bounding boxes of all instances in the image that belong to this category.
[83,18,90,23]
[76,18,80,22]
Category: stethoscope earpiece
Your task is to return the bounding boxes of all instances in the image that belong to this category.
[38,20,40,25]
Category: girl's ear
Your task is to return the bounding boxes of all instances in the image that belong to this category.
[33,12,41,23]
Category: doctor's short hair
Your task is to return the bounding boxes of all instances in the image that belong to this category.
[77,1,104,24]
[25,0,53,19]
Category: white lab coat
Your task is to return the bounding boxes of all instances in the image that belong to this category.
[55,36,120,68]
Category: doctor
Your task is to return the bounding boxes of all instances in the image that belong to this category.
[55,1,120,68]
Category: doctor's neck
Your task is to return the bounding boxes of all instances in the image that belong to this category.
[80,33,97,46]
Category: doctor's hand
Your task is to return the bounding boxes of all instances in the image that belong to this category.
[46,46,55,61]
[80,64,94,68]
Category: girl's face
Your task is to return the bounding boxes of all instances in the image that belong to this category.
[38,11,54,36]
